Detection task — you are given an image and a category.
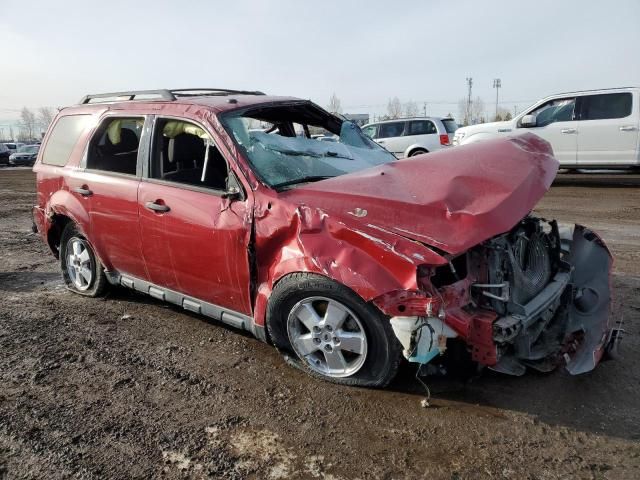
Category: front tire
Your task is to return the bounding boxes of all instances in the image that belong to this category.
[267,273,402,387]
[60,223,108,297]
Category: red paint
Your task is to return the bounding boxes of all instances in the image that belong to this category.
[32,93,577,371]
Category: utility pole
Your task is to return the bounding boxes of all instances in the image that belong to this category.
[465,77,473,125]
[423,102,427,117]
[493,78,501,120]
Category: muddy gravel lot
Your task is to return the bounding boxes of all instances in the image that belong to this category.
[1,168,639,479]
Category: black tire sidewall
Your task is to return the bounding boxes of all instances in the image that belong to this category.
[410,149,427,157]
[267,273,401,387]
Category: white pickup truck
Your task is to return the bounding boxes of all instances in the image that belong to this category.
[453,87,640,170]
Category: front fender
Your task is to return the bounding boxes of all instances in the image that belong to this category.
[251,197,447,327]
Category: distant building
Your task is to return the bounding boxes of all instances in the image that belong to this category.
[343,113,369,126]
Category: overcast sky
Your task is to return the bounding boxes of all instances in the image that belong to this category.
[1,0,639,130]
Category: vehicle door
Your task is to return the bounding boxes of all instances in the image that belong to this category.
[406,119,439,152]
[576,92,639,167]
[137,116,253,315]
[517,97,578,166]
[375,121,408,157]
[71,114,148,279]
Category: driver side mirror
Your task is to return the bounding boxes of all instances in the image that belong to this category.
[520,114,537,128]
[221,185,242,200]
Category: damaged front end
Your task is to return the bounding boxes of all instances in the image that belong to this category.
[389,216,618,376]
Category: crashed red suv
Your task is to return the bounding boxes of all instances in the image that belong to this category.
[33,88,617,387]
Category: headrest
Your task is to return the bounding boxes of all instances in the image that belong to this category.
[168,133,204,164]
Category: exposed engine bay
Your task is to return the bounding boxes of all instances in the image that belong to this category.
[391,215,617,376]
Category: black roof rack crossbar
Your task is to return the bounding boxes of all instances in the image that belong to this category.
[169,88,266,97]
[79,89,175,104]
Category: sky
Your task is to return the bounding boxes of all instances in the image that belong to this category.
[1,0,639,133]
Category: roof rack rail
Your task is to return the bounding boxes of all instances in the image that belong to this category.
[79,89,175,104]
[169,88,266,96]
[78,88,265,105]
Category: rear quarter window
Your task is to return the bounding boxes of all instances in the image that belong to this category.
[441,119,458,133]
[41,114,92,166]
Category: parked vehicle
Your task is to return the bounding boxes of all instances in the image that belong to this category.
[4,142,25,156]
[9,144,40,166]
[32,88,618,388]
[0,143,10,164]
[362,117,458,157]
[453,87,640,169]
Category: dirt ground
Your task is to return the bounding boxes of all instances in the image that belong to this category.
[0,168,639,480]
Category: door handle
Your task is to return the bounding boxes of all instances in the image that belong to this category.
[72,186,93,197]
[619,125,637,131]
[561,128,576,134]
[145,201,170,213]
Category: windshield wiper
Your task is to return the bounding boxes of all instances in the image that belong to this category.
[272,175,335,190]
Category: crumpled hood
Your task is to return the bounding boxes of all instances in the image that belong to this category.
[281,133,558,256]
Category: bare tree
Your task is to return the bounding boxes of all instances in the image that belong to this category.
[20,107,37,141]
[387,97,402,119]
[493,107,511,122]
[327,93,342,114]
[458,98,470,126]
[471,96,485,124]
[504,111,513,121]
[38,107,55,133]
[403,100,419,117]
[9,126,15,141]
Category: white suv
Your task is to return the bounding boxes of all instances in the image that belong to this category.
[453,87,640,169]
[362,117,458,158]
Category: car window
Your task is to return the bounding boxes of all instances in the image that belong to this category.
[441,119,458,133]
[407,120,436,136]
[150,118,228,191]
[86,117,143,175]
[579,93,632,120]
[362,125,376,138]
[377,122,405,139]
[527,98,575,127]
[41,115,92,167]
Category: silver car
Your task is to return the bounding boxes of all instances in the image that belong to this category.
[362,117,458,158]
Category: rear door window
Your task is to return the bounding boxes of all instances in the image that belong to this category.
[407,120,436,136]
[86,117,143,175]
[579,93,632,120]
[41,115,92,166]
[441,119,458,133]
[377,122,405,139]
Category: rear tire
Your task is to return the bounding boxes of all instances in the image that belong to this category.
[409,148,428,157]
[267,273,402,388]
[60,223,108,297]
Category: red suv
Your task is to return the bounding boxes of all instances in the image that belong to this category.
[33,88,618,387]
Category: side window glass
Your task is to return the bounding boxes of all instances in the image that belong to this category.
[42,115,92,166]
[407,120,436,136]
[86,117,143,175]
[150,118,228,191]
[377,122,405,139]
[529,98,575,127]
[580,93,632,120]
[362,125,376,138]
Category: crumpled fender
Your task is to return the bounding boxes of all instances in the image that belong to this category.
[562,225,614,375]
[251,194,448,327]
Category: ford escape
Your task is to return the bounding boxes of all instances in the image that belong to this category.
[33,88,619,387]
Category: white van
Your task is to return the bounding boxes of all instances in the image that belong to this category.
[453,87,640,169]
[362,117,458,158]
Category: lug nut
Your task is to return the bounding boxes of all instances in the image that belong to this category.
[333,337,340,344]
[313,326,321,333]
[324,344,333,352]
[313,338,321,344]
[326,325,333,332]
